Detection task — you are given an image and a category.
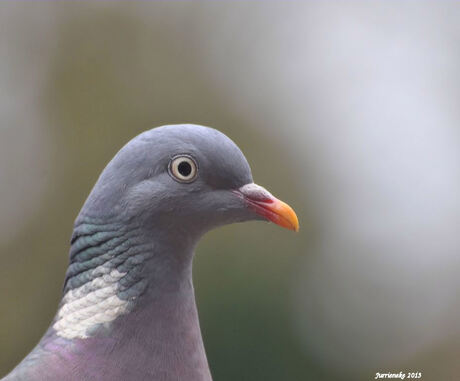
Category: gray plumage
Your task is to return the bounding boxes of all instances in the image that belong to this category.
[3,124,297,381]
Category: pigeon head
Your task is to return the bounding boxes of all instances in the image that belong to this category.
[81,124,298,237]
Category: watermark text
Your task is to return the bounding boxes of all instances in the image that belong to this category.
[375,372,422,380]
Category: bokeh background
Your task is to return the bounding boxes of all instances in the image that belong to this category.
[1,2,460,380]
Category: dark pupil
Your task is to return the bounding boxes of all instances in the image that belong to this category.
[178,161,192,177]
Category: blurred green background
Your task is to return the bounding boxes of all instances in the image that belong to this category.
[1,2,459,380]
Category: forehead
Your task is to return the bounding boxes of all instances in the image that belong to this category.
[137,124,253,189]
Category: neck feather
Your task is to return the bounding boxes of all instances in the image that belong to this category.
[54,216,194,340]
[13,217,212,381]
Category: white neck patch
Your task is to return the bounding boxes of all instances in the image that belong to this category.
[53,267,129,339]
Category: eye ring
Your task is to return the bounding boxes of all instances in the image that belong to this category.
[168,155,198,183]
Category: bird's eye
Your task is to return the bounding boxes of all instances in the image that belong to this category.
[168,155,198,183]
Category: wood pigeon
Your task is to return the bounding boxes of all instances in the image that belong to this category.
[3,124,298,381]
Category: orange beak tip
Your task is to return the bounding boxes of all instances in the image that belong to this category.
[272,199,299,232]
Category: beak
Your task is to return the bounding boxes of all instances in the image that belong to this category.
[234,183,299,232]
